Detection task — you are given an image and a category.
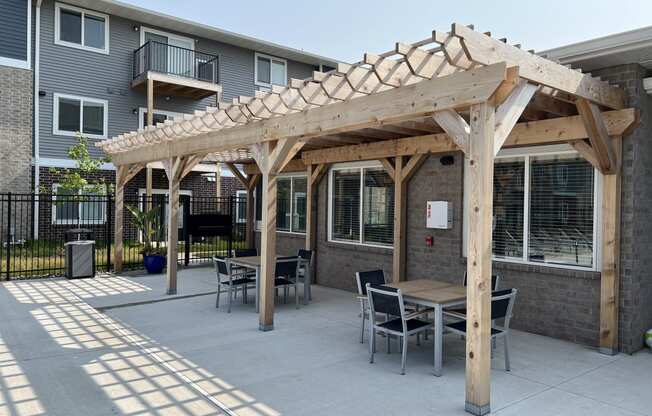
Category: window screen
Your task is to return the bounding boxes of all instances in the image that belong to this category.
[362,169,394,245]
[58,98,80,133]
[60,9,82,44]
[257,56,271,84]
[331,169,361,242]
[84,14,105,49]
[277,178,291,231]
[493,158,524,259]
[528,155,594,267]
[82,101,104,135]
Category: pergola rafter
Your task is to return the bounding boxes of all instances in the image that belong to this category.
[98,23,639,416]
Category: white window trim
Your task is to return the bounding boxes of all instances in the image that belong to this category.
[0,0,31,69]
[139,26,195,49]
[462,144,603,271]
[53,93,108,139]
[254,172,307,234]
[137,107,185,129]
[54,2,109,55]
[327,161,394,249]
[52,184,106,225]
[254,52,287,88]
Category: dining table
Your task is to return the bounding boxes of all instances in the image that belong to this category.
[386,278,466,377]
[228,255,312,312]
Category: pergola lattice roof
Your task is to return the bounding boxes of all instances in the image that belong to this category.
[97,23,628,168]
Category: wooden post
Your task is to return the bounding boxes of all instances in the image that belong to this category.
[114,166,126,273]
[166,157,181,295]
[146,78,155,213]
[305,163,327,251]
[392,157,407,283]
[599,138,622,355]
[465,102,495,416]
[259,168,277,330]
[245,174,259,249]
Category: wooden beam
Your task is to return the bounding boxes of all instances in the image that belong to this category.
[451,23,625,109]
[570,140,600,170]
[379,158,396,180]
[268,138,305,175]
[114,166,126,273]
[146,77,154,215]
[255,142,277,331]
[494,81,538,155]
[465,102,495,415]
[402,153,427,183]
[300,108,637,165]
[110,63,509,166]
[433,109,470,153]
[392,156,407,283]
[310,163,328,185]
[243,159,307,175]
[225,162,248,187]
[599,138,622,355]
[165,156,181,295]
[576,98,617,174]
[245,174,258,249]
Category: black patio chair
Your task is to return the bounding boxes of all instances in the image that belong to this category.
[213,256,256,313]
[297,249,313,301]
[444,271,501,316]
[275,257,300,308]
[355,270,387,343]
[444,288,517,371]
[367,284,433,375]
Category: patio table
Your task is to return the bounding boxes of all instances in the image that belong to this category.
[386,279,466,377]
[228,255,312,312]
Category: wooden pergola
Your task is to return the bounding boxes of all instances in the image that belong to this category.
[98,24,638,415]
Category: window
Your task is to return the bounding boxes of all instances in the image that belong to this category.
[55,3,109,54]
[254,175,307,233]
[52,185,106,225]
[0,0,31,69]
[464,147,601,270]
[235,190,247,223]
[329,163,394,247]
[53,94,108,139]
[138,108,184,129]
[255,53,287,87]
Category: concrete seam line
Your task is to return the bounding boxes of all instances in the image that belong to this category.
[93,305,238,416]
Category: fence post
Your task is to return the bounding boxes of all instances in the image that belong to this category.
[106,192,112,271]
[227,195,233,258]
[6,192,11,281]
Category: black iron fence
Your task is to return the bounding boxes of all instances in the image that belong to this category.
[133,40,219,84]
[0,193,246,280]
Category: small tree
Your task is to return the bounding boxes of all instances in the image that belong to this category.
[43,133,112,194]
[125,204,166,256]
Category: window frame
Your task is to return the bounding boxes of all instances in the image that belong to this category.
[51,184,107,225]
[254,52,287,88]
[0,0,31,69]
[327,161,394,249]
[54,2,110,55]
[254,172,307,234]
[462,144,603,271]
[138,107,185,129]
[53,93,108,139]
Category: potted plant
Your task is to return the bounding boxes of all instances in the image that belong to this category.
[126,204,167,274]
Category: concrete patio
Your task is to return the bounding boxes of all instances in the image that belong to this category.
[0,269,650,415]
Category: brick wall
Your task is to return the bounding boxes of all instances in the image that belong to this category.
[593,64,652,353]
[0,66,32,194]
[0,66,33,242]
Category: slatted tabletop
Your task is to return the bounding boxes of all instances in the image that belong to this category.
[387,279,466,303]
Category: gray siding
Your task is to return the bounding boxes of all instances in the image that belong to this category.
[37,0,316,160]
[0,0,28,61]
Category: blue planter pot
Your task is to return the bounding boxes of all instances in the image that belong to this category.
[143,254,166,274]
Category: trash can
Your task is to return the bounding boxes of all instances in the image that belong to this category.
[65,240,96,279]
[65,228,93,242]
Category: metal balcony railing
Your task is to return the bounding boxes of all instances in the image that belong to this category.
[133,40,219,84]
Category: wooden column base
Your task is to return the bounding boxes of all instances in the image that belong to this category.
[465,402,490,416]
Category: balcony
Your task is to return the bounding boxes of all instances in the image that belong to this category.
[132,40,221,100]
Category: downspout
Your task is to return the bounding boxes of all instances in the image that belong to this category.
[33,0,42,239]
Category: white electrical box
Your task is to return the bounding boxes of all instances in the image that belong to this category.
[426,201,452,229]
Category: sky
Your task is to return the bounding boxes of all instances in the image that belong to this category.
[122,0,651,63]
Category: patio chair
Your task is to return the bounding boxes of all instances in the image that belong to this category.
[275,257,300,308]
[367,284,433,375]
[213,256,256,313]
[355,270,387,343]
[444,272,501,317]
[444,288,517,371]
[297,249,313,301]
